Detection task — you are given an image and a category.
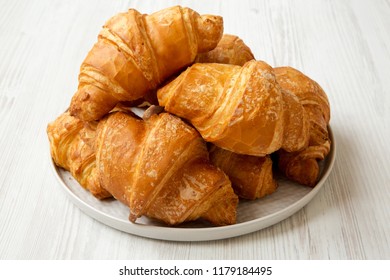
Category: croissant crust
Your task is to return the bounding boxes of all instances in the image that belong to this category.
[95,111,238,225]
[69,6,223,121]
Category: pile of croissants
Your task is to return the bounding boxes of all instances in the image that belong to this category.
[47,6,331,226]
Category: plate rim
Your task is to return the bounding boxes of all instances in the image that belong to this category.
[50,126,336,242]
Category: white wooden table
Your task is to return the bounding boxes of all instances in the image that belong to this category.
[1,0,389,260]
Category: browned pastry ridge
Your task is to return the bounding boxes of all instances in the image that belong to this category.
[158,60,310,157]
[47,111,111,199]
[274,67,331,187]
[95,111,238,226]
[209,146,277,200]
[69,5,224,121]
[195,34,255,65]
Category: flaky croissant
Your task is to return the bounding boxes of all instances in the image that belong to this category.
[209,146,277,200]
[274,67,331,186]
[95,111,238,226]
[195,34,255,66]
[69,6,223,121]
[47,111,111,199]
[194,34,277,198]
[158,60,309,156]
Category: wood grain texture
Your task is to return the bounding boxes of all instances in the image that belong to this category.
[0,0,389,260]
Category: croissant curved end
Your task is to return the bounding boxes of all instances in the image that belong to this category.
[196,15,224,53]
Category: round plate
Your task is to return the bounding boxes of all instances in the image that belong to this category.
[51,127,335,242]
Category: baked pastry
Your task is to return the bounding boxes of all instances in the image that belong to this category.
[274,66,331,186]
[95,110,238,225]
[195,34,254,66]
[47,111,111,199]
[47,4,335,230]
[158,60,309,156]
[209,145,277,199]
[69,6,223,121]
[194,34,278,198]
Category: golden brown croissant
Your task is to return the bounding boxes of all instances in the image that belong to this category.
[47,112,111,199]
[209,146,277,200]
[193,35,310,152]
[194,35,279,197]
[95,111,238,226]
[274,67,331,186]
[69,6,223,121]
[158,60,309,156]
[195,34,254,66]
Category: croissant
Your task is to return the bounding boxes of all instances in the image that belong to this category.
[69,6,223,121]
[274,67,331,186]
[194,34,278,198]
[95,111,238,226]
[47,112,111,199]
[195,34,255,66]
[209,145,277,199]
[158,60,309,156]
